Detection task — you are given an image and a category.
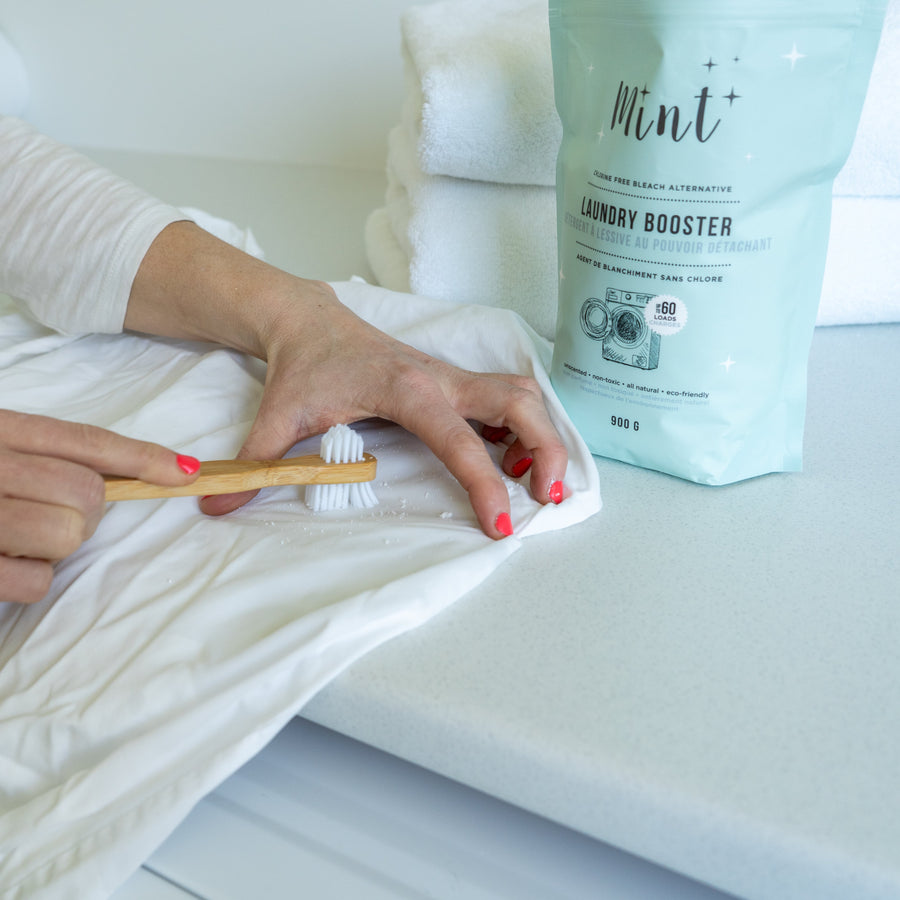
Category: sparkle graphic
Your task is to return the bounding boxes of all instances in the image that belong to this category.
[744,151,755,163]
[782,42,806,70]
[724,87,741,106]
[587,63,595,74]
[703,57,717,72]
[597,127,606,142]
[720,356,737,373]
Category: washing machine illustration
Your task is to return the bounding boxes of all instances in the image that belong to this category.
[580,288,660,370]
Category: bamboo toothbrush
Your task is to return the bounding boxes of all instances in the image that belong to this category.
[104,424,378,511]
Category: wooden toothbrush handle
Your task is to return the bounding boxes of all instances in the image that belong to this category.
[104,453,377,501]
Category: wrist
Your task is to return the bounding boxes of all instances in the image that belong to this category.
[125,221,302,360]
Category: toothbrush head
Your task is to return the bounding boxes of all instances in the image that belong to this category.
[305,424,379,512]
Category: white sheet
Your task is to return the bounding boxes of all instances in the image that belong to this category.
[0,279,600,899]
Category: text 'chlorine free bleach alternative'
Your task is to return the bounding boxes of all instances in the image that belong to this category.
[550,0,887,483]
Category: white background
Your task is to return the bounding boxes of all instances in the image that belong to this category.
[0,0,430,167]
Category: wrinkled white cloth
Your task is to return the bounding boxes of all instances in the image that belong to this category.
[0,278,600,900]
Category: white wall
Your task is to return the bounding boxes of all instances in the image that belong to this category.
[0,0,427,169]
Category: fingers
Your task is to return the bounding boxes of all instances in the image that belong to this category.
[466,374,571,506]
[0,460,100,604]
[0,556,54,606]
[198,382,304,517]
[482,421,570,505]
[1,497,87,559]
[0,410,201,487]
[409,410,516,539]
[388,366,569,540]
[0,410,201,605]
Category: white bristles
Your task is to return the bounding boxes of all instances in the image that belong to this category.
[305,424,379,512]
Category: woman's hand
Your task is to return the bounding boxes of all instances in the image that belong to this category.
[125,222,570,539]
[201,281,569,537]
[0,410,200,604]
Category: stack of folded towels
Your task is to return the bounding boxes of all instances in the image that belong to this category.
[365,0,900,339]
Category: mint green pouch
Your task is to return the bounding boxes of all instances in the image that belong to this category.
[549,0,887,483]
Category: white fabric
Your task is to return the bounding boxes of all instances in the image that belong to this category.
[0,278,601,899]
[833,0,900,197]
[818,198,900,326]
[0,116,186,335]
[401,0,560,187]
[368,123,558,339]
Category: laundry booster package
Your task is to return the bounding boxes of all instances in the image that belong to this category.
[549,0,887,483]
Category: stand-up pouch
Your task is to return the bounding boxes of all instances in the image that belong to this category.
[550,0,887,483]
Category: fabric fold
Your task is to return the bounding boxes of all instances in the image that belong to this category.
[0,277,600,900]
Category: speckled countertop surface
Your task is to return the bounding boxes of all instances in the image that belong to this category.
[303,322,900,900]
[90,148,900,900]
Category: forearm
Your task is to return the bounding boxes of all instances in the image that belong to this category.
[125,219,361,366]
[124,220,283,358]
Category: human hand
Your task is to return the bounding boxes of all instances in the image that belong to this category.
[0,410,201,604]
[197,280,570,538]
[126,222,569,538]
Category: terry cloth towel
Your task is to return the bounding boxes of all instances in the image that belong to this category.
[833,0,900,197]
[364,122,900,335]
[371,123,558,339]
[0,276,600,899]
[401,0,560,187]
[400,0,899,194]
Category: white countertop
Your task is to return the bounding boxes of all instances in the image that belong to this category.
[92,148,900,900]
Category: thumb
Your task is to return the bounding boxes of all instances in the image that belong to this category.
[199,392,307,517]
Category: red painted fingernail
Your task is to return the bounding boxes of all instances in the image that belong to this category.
[177,454,201,475]
[482,425,511,444]
[549,480,565,505]
[511,457,533,478]
[495,512,514,537]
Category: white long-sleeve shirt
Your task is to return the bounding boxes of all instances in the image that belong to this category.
[0,116,185,334]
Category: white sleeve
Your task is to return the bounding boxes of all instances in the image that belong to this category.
[0,116,187,334]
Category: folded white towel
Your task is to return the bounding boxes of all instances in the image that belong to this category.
[833,0,900,197]
[401,0,899,195]
[401,0,560,187]
[818,197,900,325]
[371,124,558,338]
[365,144,900,333]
